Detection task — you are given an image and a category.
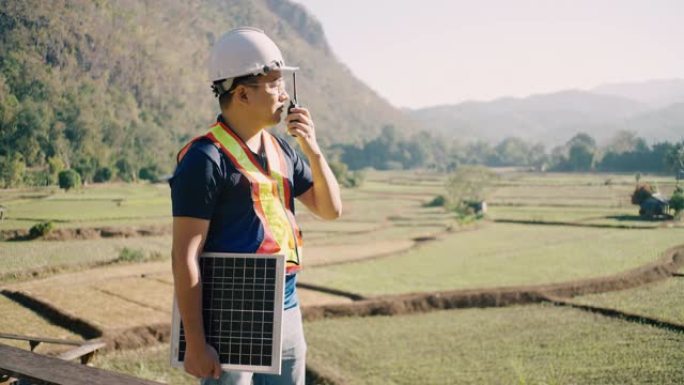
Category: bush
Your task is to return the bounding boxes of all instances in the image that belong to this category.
[114,248,166,264]
[23,169,50,187]
[0,154,26,188]
[58,169,81,191]
[139,165,161,182]
[424,195,447,207]
[29,221,54,238]
[47,156,65,184]
[446,166,498,209]
[115,158,136,182]
[329,159,364,188]
[116,247,146,263]
[93,167,113,183]
[346,170,365,188]
[670,189,684,217]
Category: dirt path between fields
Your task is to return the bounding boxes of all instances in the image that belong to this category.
[1,224,171,242]
[492,218,661,229]
[541,294,684,334]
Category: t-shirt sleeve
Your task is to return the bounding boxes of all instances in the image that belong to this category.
[284,140,314,197]
[169,141,224,219]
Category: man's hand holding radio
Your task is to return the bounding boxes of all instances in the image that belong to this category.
[286,107,321,158]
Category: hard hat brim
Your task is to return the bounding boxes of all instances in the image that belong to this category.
[279,65,299,72]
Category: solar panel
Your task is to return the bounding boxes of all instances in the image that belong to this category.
[171,253,285,375]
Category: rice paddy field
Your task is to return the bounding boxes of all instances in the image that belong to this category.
[298,223,684,296]
[93,304,684,385]
[0,235,171,279]
[1,169,684,385]
[0,183,171,231]
[487,172,679,228]
[571,276,684,325]
[304,305,684,385]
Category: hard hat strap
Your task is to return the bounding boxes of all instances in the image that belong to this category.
[211,78,234,98]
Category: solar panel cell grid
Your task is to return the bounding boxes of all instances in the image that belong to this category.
[173,253,283,373]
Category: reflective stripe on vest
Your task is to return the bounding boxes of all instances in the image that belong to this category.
[177,122,303,273]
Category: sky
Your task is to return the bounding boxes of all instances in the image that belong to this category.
[292,0,684,108]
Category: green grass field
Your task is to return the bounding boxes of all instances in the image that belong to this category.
[0,235,171,279]
[487,205,666,228]
[0,183,171,231]
[488,205,628,221]
[92,344,198,384]
[495,172,676,187]
[299,223,684,296]
[571,276,684,325]
[93,304,684,385]
[304,304,684,385]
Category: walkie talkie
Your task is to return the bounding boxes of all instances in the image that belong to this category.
[287,72,299,137]
[288,72,299,114]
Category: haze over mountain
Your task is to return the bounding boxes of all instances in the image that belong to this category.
[410,79,684,146]
[592,79,684,109]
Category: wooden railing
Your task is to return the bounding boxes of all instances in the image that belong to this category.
[0,333,105,365]
[0,341,163,385]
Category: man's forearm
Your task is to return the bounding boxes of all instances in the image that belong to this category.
[172,253,206,349]
[307,152,342,220]
[171,217,211,350]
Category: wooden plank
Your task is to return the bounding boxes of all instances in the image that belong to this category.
[57,341,107,363]
[0,332,83,347]
[0,343,164,385]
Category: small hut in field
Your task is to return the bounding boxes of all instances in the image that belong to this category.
[639,194,669,219]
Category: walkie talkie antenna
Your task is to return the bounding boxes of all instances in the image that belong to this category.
[288,72,299,113]
[291,72,298,106]
[287,72,300,137]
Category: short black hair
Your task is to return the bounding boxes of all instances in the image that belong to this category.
[215,74,261,110]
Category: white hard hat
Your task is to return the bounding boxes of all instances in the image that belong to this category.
[208,27,298,95]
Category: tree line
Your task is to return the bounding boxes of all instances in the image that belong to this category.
[4,119,683,189]
[331,126,684,176]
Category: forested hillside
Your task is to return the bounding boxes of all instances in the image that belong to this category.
[0,0,415,186]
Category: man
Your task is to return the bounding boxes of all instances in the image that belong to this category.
[170,27,342,385]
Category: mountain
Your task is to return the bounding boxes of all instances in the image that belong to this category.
[607,102,684,143]
[410,79,684,146]
[410,90,650,145]
[592,79,684,109]
[0,0,415,182]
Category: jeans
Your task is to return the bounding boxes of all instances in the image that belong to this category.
[201,306,306,385]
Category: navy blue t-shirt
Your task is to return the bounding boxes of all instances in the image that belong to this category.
[169,122,313,309]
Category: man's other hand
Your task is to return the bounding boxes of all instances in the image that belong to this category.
[184,343,222,379]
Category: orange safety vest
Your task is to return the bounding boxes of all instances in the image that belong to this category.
[177,121,303,273]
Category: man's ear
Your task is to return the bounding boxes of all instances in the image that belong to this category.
[235,86,250,105]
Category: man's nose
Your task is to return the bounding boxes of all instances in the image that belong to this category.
[279,90,289,102]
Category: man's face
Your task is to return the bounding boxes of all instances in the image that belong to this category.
[245,70,289,127]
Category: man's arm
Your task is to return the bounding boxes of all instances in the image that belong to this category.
[286,107,342,220]
[171,216,221,379]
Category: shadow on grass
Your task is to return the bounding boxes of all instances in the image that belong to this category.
[606,214,672,222]
[5,233,37,241]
